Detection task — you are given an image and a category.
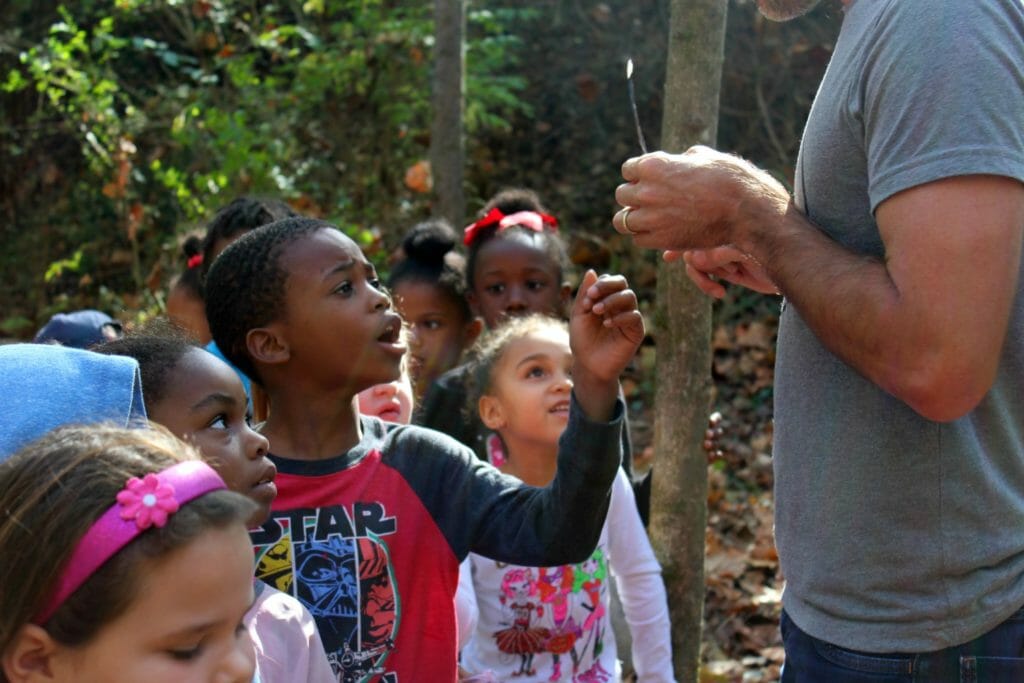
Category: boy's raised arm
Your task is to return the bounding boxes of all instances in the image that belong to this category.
[569,270,645,422]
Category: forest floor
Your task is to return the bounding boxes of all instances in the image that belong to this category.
[699,313,782,682]
[628,303,783,683]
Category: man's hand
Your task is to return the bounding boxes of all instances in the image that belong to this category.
[666,246,780,299]
[613,146,791,254]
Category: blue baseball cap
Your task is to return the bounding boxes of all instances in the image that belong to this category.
[34,310,123,349]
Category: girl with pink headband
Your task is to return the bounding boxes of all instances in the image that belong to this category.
[0,424,257,683]
[95,330,335,683]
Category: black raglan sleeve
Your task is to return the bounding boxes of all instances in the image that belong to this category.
[392,391,624,567]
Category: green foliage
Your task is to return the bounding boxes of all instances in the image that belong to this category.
[1,0,838,337]
[2,0,530,329]
[44,249,84,283]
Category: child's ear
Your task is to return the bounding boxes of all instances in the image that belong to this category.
[478,395,506,430]
[3,624,61,682]
[246,326,289,367]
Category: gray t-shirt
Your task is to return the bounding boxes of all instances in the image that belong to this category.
[776,0,1024,651]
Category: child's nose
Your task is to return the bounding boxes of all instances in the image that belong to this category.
[245,426,270,460]
[505,285,527,311]
[371,286,391,311]
[217,632,256,683]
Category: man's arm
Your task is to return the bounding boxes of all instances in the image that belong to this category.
[616,148,1024,421]
[747,174,1024,422]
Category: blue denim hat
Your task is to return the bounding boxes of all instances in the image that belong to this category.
[33,309,123,349]
[0,343,147,461]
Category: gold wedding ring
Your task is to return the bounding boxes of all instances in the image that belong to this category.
[622,207,636,235]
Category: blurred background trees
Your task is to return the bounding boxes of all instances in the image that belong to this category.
[1,0,839,334]
[1,1,842,676]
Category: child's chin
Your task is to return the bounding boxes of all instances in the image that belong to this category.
[248,507,272,531]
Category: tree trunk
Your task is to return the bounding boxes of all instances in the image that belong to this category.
[649,1,728,681]
[429,0,465,227]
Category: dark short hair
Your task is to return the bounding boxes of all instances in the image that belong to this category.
[94,325,198,408]
[200,196,297,280]
[204,216,332,383]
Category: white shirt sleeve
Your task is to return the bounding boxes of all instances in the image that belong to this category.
[456,557,480,651]
[607,469,676,682]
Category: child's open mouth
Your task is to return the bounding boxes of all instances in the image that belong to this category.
[251,463,278,504]
[377,314,407,356]
[377,403,403,422]
[549,400,570,416]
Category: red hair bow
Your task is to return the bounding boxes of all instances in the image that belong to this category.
[463,207,558,246]
[187,254,204,269]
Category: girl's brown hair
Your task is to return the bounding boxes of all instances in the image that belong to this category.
[464,314,569,420]
[0,424,255,658]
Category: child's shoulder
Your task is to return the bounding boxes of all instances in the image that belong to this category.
[362,415,477,464]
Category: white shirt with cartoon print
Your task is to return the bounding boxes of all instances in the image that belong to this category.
[458,470,675,682]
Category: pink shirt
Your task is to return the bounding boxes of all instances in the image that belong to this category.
[246,583,334,683]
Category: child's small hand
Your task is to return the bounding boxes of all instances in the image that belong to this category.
[569,270,645,414]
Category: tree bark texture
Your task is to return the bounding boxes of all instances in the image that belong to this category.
[650,1,728,681]
[429,0,466,227]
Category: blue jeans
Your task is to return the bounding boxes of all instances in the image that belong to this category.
[780,608,1024,682]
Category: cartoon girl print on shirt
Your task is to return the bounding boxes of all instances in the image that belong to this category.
[537,565,581,681]
[494,567,550,677]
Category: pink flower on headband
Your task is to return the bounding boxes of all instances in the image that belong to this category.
[463,207,558,246]
[34,461,225,626]
[117,473,180,530]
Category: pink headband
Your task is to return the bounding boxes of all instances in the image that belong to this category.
[34,460,227,625]
[463,207,558,246]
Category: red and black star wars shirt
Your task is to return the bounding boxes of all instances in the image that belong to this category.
[250,394,623,683]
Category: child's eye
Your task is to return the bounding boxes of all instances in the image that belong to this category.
[486,283,505,295]
[334,281,354,296]
[208,414,229,430]
[526,280,547,291]
[167,644,202,661]
[423,319,442,331]
[244,412,254,427]
[525,365,547,379]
